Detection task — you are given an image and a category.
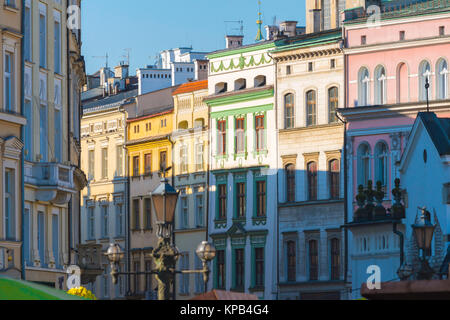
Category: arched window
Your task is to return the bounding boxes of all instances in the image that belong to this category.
[307,161,318,201]
[357,143,371,187]
[436,58,448,100]
[374,141,388,190]
[287,241,296,282]
[178,121,188,130]
[330,238,340,280]
[374,65,387,105]
[328,87,338,123]
[286,164,296,202]
[234,78,246,91]
[284,93,295,129]
[194,118,204,128]
[397,63,408,103]
[419,61,431,101]
[329,159,340,199]
[254,75,266,87]
[215,82,227,94]
[358,67,370,106]
[308,240,318,280]
[306,90,317,126]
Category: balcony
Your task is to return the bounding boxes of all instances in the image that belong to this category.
[25,162,87,204]
[76,244,104,285]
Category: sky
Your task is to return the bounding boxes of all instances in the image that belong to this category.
[81,0,306,75]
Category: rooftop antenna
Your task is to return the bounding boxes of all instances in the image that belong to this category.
[121,48,132,66]
[92,53,109,69]
[224,20,244,36]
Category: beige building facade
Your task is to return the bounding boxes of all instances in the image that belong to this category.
[0,0,25,280]
[172,80,209,300]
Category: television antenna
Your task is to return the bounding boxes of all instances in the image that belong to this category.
[224,20,244,36]
[121,48,132,66]
[91,53,109,69]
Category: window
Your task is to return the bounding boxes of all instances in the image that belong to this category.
[329,159,340,199]
[145,260,152,292]
[254,75,266,87]
[217,120,227,155]
[361,35,366,45]
[234,78,246,91]
[374,66,387,105]
[4,52,13,111]
[5,169,15,240]
[358,67,370,106]
[306,90,317,126]
[330,238,340,280]
[144,198,152,230]
[133,199,140,230]
[309,240,319,280]
[37,212,45,266]
[194,256,204,293]
[234,248,244,289]
[39,6,47,68]
[256,180,266,217]
[284,93,295,129]
[215,82,227,94]
[180,191,188,229]
[439,26,445,36]
[328,87,338,123]
[330,59,335,69]
[180,253,189,294]
[286,65,291,75]
[88,150,95,179]
[358,144,371,187]
[116,204,124,237]
[195,143,204,171]
[24,99,32,160]
[308,62,313,72]
[180,145,188,173]
[287,241,296,282]
[235,118,245,154]
[218,184,227,220]
[374,142,388,190]
[88,207,95,240]
[101,205,108,238]
[286,164,296,202]
[254,247,264,287]
[54,12,61,73]
[133,261,140,293]
[144,153,152,175]
[255,115,265,151]
[236,182,246,218]
[307,162,318,201]
[102,148,108,179]
[116,146,123,176]
[54,81,62,161]
[195,191,204,227]
[419,61,431,101]
[399,30,405,40]
[40,102,48,162]
[216,250,226,289]
[159,151,167,171]
[24,4,31,61]
[436,59,448,100]
[52,216,59,267]
[133,156,139,177]
[24,208,31,266]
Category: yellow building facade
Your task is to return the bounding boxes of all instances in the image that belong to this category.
[0,0,25,280]
[171,80,209,300]
[124,86,177,299]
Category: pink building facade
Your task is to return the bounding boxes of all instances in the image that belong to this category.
[340,3,450,298]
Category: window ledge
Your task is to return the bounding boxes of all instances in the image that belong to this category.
[232,217,246,224]
[248,286,265,292]
[215,154,229,161]
[252,217,267,226]
[253,150,268,157]
[0,110,26,126]
[214,219,227,229]
[4,4,19,13]
[233,152,248,160]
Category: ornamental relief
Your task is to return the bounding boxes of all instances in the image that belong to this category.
[210,53,272,74]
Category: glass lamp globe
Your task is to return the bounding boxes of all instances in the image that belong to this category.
[196,241,217,262]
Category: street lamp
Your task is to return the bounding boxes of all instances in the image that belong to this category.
[412,207,436,280]
[106,175,216,300]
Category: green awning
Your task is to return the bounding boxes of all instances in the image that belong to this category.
[0,276,86,300]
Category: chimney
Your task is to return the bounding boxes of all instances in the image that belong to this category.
[312,9,322,33]
[279,21,298,37]
[100,67,110,87]
[114,61,129,80]
[265,25,279,41]
[225,35,244,49]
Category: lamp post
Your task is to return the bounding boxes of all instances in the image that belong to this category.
[105,175,216,300]
[412,207,436,280]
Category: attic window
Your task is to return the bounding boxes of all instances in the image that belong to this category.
[361,35,366,45]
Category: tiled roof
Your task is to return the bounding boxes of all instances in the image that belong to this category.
[172,80,208,95]
[418,112,450,156]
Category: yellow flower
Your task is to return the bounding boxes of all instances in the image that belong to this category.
[67,286,97,300]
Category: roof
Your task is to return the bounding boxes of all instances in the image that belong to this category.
[172,80,208,95]
[190,290,259,301]
[271,29,342,54]
[82,89,138,114]
[418,112,450,156]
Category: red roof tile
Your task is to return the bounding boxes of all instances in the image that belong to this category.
[172,80,208,95]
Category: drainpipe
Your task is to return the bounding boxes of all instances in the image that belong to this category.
[124,109,131,296]
[205,107,211,293]
[67,15,72,266]
[20,0,25,280]
[168,133,176,300]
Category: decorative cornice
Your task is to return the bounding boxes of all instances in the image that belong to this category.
[274,47,342,62]
[205,86,274,107]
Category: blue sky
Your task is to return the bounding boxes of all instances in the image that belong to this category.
[81,0,306,75]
